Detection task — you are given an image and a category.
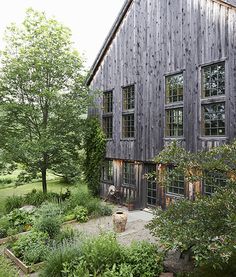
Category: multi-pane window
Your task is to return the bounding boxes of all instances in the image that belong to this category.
[166,167,185,196]
[123,162,135,187]
[122,85,135,138]
[102,160,113,182]
[202,103,225,136]
[165,108,183,137]
[202,63,225,98]
[146,165,157,206]
[102,91,113,139]
[166,73,183,104]
[201,62,226,137]
[122,114,135,138]
[203,172,227,196]
[165,73,184,137]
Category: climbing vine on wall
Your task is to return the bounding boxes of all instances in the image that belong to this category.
[83,117,106,196]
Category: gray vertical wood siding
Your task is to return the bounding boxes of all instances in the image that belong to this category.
[89,0,236,162]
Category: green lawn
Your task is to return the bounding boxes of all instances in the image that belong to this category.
[0,178,70,215]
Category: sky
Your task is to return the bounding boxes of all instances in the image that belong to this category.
[0,0,125,69]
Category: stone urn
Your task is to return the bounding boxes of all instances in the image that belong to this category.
[112,211,128,233]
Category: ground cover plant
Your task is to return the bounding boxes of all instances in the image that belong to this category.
[0,254,19,277]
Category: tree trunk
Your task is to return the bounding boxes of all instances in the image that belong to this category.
[42,167,47,193]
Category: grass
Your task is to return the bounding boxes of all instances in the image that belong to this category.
[0,178,71,215]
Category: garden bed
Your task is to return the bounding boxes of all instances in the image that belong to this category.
[4,248,44,274]
[0,231,29,245]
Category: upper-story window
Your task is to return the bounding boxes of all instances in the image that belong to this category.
[165,72,184,137]
[102,90,113,139]
[166,74,183,103]
[122,85,135,138]
[202,62,225,98]
[201,62,226,136]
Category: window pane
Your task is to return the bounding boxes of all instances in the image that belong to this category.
[123,85,135,110]
[166,73,184,104]
[103,91,113,113]
[166,167,185,196]
[122,114,135,138]
[146,165,157,206]
[203,103,225,136]
[203,172,227,196]
[202,62,225,98]
[123,162,135,187]
[102,160,113,182]
[165,108,183,137]
[103,116,113,138]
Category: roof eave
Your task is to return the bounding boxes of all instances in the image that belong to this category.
[86,0,134,86]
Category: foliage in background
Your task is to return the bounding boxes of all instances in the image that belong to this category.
[0,8,88,193]
[83,117,106,196]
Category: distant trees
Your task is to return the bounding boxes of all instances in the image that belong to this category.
[0,9,88,192]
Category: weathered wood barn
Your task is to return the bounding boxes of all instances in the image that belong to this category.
[86,0,236,209]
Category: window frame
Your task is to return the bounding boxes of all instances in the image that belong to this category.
[102,160,113,183]
[200,61,226,137]
[122,161,135,188]
[164,71,184,138]
[102,90,113,139]
[122,85,135,139]
[203,171,227,196]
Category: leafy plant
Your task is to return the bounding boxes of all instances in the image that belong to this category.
[74,206,89,223]
[0,255,19,277]
[83,117,106,196]
[40,241,83,277]
[147,188,236,269]
[0,216,11,238]
[11,231,49,265]
[5,195,24,213]
[124,241,164,277]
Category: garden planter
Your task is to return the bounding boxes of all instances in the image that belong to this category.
[127,203,134,211]
[0,231,29,245]
[4,248,44,274]
[112,211,127,233]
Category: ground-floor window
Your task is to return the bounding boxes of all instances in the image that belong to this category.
[146,164,157,206]
[123,162,135,187]
[203,172,227,196]
[102,160,113,182]
[166,167,185,196]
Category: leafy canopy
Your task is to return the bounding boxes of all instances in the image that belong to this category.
[0,9,88,191]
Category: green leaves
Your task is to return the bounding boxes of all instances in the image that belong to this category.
[0,8,89,191]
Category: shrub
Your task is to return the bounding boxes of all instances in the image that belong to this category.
[5,195,24,213]
[147,188,236,269]
[24,190,62,206]
[124,241,164,277]
[7,209,34,233]
[81,233,124,274]
[0,177,12,185]
[0,216,11,238]
[74,206,89,223]
[0,255,19,277]
[34,203,62,239]
[11,231,49,265]
[40,242,83,277]
[55,227,78,244]
[103,263,134,277]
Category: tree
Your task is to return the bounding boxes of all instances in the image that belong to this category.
[0,9,88,192]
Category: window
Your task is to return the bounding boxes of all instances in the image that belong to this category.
[202,63,225,98]
[146,165,157,206]
[123,162,135,187]
[203,172,227,196]
[166,108,183,137]
[166,74,183,103]
[165,73,184,137]
[166,167,185,196]
[102,91,113,138]
[202,103,225,136]
[102,160,113,182]
[201,62,226,136]
[122,85,135,138]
